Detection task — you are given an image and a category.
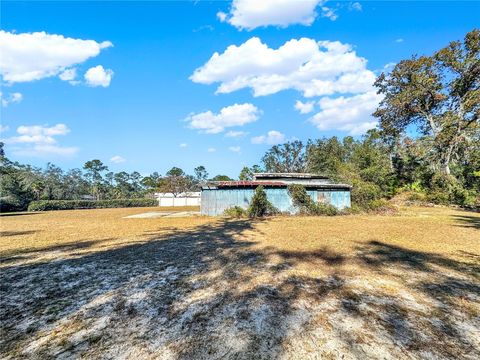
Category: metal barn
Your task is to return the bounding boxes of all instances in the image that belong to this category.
[201,173,351,216]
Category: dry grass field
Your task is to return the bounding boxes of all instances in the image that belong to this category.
[0,206,479,359]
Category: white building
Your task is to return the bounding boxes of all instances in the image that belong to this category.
[154,192,201,207]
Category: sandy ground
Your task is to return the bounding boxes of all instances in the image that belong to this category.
[0,206,479,359]
[124,211,200,218]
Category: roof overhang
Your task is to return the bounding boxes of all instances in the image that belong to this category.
[202,180,351,190]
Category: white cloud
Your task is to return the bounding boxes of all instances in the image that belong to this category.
[321,7,338,21]
[395,38,404,43]
[251,130,286,145]
[0,125,9,133]
[59,68,79,85]
[1,92,23,107]
[207,147,216,153]
[217,11,227,22]
[351,2,362,11]
[12,144,78,157]
[84,65,113,87]
[225,130,247,138]
[186,103,260,134]
[6,124,70,144]
[310,91,382,135]
[229,146,241,153]
[218,0,325,30]
[0,30,112,83]
[191,37,376,98]
[110,155,126,164]
[179,143,188,148]
[2,124,78,157]
[294,100,315,114]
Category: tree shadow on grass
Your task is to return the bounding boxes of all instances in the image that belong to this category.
[453,214,480,230]
[0,222,479,359]
[0,230,39,237]
[353,240,479,358]
[0,212,40,217]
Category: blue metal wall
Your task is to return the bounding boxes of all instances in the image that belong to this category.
[201,188,351,216]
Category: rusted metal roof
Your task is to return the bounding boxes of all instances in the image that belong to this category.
[211,181,286,187]
[203,180,351,189]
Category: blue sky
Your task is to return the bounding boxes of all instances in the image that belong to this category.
[1,1,479,178]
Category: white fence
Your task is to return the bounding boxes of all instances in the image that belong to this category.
[154,192,201,207]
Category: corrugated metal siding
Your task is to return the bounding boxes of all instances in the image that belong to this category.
[201,187,351,216]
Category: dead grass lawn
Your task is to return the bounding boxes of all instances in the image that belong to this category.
[0,206,479,359]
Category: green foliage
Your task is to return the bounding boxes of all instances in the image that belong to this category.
[239,166,254,181]
[211,175,233,181]
[223,206,247,218]
[287,184,315,214]
[374,29,480,175]
[349,178,383,208]
[262,140,306,173]
[247,186,278,218]
[0,197,25,212]
[313,203,339,216]
[288,184,338,216]
[27,199,157,212]
[194,166,208,182]
[366,199,396,213]
[239,165,263,181]
[0,146,207,212]
[427,173,478,205]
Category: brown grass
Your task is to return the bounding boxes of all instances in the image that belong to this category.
[0,205,479,359]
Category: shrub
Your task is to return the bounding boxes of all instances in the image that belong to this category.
[341,203,362,215]
[247,186,278,218]
[223,206,247,218]
[288,184,339,216]
[288,184,314,214]
[426,173,477,206]
[350,179,383,209]
[405,190,428,202]
[313,203,339,216]
[0,196,25,212]
[27,199,157,212]
[366,198,398,214]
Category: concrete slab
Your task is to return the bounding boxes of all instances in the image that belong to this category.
[124,211,200,219]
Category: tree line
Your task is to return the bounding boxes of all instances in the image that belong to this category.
[0,148,235,212]
[1,29,479,212]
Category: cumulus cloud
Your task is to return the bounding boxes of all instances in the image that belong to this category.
[6,124,69,144]
[310,91,382,135]
[186,103,260,134]
[110,155,126,164]
[1,92,23,107]
[0,125,9,133]
[320,7,338,21]
[84,65,114,87]
[2,124,78,157]
[207,147,216,153]
[13,144,78,157]
[179,143,188,148]
[351,2,362,11]
[59,68,79,84]
[191,37,376,98]
[0,30,112,83]
[294,100,315,114]
[395,38,404,43]
[225,130,247,138]
[229,146,241,153]
[251,130,286,145]
[217,0,329,30]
